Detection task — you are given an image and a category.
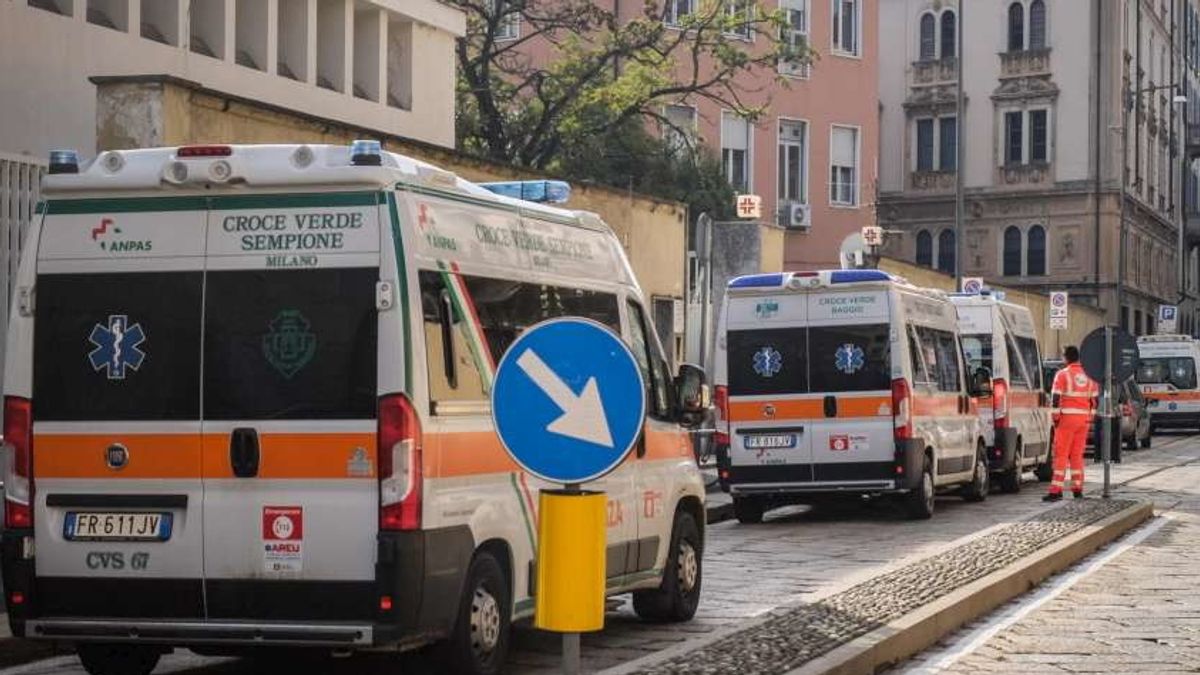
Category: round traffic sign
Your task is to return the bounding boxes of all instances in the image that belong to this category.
[491,318,646,484]
[1051,293,1067,307]
[1080,326,1138,382]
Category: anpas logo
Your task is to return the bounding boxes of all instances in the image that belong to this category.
[92,217,152,253]
[755,299,780,320]
[88,315,147,380]
[262,310,317,379]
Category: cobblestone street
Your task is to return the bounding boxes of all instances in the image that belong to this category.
[900,440,1200,674]
[4,434,1195,675]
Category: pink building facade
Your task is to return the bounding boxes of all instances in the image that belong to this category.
[502,0,879,269]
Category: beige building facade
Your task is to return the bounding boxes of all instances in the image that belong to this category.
[878,0,1199,337]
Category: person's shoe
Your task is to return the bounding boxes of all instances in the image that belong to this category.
[1073,490,1084,499]
[1042,492,1063,502]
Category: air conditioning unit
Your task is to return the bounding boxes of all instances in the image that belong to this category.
[783,202,811,230]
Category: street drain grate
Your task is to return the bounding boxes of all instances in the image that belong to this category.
[633,499,1137,675]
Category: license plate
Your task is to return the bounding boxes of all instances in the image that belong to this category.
[64,512,173,542]
[743,434,797,450]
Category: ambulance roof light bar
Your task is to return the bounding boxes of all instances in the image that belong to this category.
[48,149,80,175]
[479,180,571,204]
[350,140,383,166]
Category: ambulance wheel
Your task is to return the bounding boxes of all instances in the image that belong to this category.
[437,551,511,675]
[634,510,702,623]
[1035,444,1053,482]
[905,455,935,519]
[733,496,764,524]
[77,644,161,675]
[999,441,1022,494]
[1140,432,1152,449]
[962,445,990,502]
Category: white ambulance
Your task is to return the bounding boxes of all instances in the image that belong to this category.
[950,293,1053,491]
[0,143,709,675]
[713,270,989,522]
[1137,334,1200,431]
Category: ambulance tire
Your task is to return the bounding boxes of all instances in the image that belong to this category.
[999,440,1022,494]
[633,510,702,623]
[77,644,161,675]
[962,445,990,502]
[1035,441,1054,482]
[437,551,511,675]
[1140,432,1152,449]
[905,455,935,520]
[732,496,765,524]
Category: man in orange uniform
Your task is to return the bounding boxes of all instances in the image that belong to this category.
[1044,346,1098,502]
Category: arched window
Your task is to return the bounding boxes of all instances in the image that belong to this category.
[919,13,936,61]
[940,10,956,59]
[937,229,956,275]
[916,229,933,267]
[1007,2,1025,52]
[1026,225,1046,276]
[1003,226,1023,275]
[1029,0,1046,49]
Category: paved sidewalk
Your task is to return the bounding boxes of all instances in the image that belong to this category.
[899,450,1200,674]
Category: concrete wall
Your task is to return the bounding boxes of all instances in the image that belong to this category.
[93,76,688,362]
[0,0,463,160]
[879,257,1107,354]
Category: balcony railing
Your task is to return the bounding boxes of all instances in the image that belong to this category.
[912,58,958,86]
[999,48,1052,78]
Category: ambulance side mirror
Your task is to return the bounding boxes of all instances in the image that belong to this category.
[971,368,993,396]
[674,363,709,428]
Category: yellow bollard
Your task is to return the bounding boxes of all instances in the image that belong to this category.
[534,490,606,632]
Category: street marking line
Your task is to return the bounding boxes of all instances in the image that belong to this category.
[902,513,1173,674]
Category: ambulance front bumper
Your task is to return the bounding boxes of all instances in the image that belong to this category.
[24,618,374,647]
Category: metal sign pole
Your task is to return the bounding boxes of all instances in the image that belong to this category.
[561,480,581,675]
[1102,326,1112,499]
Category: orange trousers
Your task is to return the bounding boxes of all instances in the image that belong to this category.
[1050,415,1088,495]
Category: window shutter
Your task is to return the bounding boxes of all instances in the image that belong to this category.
[831,127,856,167]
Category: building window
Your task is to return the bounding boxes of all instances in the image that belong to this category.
[780,0,810,77]
[939,116,958,171]
[916,230,934,267]
[722,112,752,193]
[778,119,808,206]
[937,229,956,275]
[916,119,935,171]
[663,104,697,152]
[1004,111,1023,165]
[1029,109,1048,162]
[665,0,694,26]
[1026,225,1046,275]
[724,0,752,38]
[919,13,936,61]
[940,10,956,59]
[493,0,519,40]
[1003,226,1023,276]
[1007,2,1024,52]
[830,125,859,206]
[832,0,859,56]
[1029,0,1046,49]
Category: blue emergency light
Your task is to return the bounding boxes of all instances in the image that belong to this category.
[48,149,80,175]
[479,180,571,204]
[349,140,383,166]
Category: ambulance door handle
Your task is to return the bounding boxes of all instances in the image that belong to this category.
[230,428,260,478]
[823,396,837,418]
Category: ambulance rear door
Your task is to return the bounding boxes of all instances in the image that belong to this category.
[804,285,895,485]
[32,198,207,618]
[200,192,381,621]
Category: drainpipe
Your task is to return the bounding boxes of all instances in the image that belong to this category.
[1095,0,1103,293]
[954,0,965,290]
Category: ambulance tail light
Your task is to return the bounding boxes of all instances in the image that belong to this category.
[378,394,421,531]
[892,378,913,441]
[1121,402,1133,419]
[993,378,1010,430]
[177,145,233,158]
[714,385,730,446]
[4,397,33,529]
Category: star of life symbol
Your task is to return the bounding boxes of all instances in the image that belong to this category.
[835,343,865,375]
[753,346,783,378]
[88,315,147,380]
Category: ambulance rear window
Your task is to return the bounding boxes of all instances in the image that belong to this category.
[727,328,808,396]
[808,324,892,392]
[34,272,203,421]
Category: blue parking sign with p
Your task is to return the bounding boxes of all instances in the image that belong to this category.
[491,318,646,485]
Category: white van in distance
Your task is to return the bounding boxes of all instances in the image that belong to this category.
[1137,334,1200,432]
[713,270,990,522]
[950,292,1053,491]
[0,143,709,675]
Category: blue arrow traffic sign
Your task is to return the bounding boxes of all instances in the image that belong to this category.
[491,318,646,484]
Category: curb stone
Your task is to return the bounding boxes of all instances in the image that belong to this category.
[622,499,1149,675]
